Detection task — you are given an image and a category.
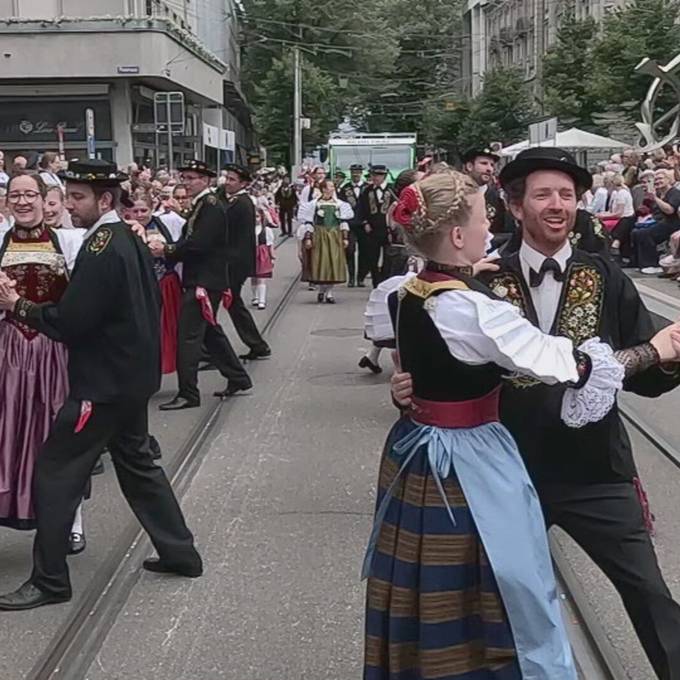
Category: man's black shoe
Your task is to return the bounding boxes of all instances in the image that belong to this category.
[148,435,162,460]
[214,381,253,398]
[69,532,86,555]
[198,362,216,372]
[359,355,382,374]
[357,280,366,288]
[159,397,200,411]
[239,348,272,361]
[348,279,356,288]
[0,582,70,611]
[142,558,203,578]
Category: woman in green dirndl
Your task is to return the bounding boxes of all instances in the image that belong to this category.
[298,180,354,303]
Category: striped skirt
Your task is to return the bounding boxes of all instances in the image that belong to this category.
[363,418,576,680]
[364,419,520,680]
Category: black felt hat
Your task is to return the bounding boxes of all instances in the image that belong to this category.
[178,159,217,177]
[349,163,364,171]
[223,163,252,182]
[461,147,500,164]
[370,164,388,175]
[59,159,128,186]
[499,147,593,191]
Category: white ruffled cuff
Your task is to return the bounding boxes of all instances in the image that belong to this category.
[560,337,624,428]
[295,223,313,241]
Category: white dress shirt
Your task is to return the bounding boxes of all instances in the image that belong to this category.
[519,240,572,333]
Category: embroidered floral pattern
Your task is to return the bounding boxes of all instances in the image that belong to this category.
[487,273,528,315]
[556,264,604,347]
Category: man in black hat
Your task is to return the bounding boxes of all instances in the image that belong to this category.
[155,160,252,409]
[0,159,202,610]
[218,164,271,361]
[338,163,366,287]
[274,175,298,237]
[356,165,396,288]
[391,146,680,678]
[461,147,511,238]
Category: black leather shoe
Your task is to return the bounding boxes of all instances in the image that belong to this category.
[238,348,272,361]
[148,435,162,460]
[159,397,200,411]
[348,280,355,288]
[325,296,336,304]
[359,356,382,374]
[142,558,203,578]
[357,280,366,288]
[214,381,253,398]
[317,292,325,303]
[68,532,86,555]
[198,362,216,372]
[0,582,70,611]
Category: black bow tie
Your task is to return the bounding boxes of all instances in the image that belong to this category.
[529,257,565,287]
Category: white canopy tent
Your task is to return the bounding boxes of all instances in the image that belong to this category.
[500,127,628,160]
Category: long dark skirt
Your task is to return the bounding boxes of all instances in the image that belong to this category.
[364,418,521,680]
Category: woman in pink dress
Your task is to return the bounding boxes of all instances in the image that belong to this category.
[0,173,85,551]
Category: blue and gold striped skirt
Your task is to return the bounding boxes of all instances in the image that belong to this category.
[363,418,576,680]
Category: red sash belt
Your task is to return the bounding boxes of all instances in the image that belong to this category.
[411,387,501,428]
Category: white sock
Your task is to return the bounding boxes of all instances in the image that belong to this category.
[71,502,84,535]
[325,285,334,298]
[251,280,258,301]
[368,346,382,364]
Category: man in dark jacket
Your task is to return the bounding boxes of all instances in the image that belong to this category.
[0,159,202,610]
[155,160,251,410]
[274,175,298,236]
[218,164,271,361]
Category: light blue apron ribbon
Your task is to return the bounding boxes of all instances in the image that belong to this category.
[361,424,457,580]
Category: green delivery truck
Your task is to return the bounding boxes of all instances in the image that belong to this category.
[328,133,417,181]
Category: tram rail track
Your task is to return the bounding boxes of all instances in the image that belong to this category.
[26,237,300,680]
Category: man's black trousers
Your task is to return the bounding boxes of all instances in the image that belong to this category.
[177,287,250,402]
[31,398,199,599]
[542,481,680,680]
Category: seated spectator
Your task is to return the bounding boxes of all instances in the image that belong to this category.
[590,171,613,215]
[622,148,640,188]
[606,175,636,260]
[632,169,680,274]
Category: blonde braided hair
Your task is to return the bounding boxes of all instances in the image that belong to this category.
[404,170,479,256]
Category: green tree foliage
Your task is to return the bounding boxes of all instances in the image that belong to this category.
[457,66,536,150]
[589,0,680,107]
[543,11,599,127]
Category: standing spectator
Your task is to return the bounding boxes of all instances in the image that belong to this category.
[153,185,186,241]
[622,148,640,188]
[0,188,10,230]
[38,152,65,189]
[173,183,191,218]
[11,155,28,173]
[632,168,680,274]
[590,172,613,214]
[219,164,272,361]
[0,151,9,187]
[274,176,298,236]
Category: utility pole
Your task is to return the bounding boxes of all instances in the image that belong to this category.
[535,0,546,114]
[293,46,303,176]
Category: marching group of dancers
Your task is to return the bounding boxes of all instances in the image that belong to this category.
[0,146,679,680]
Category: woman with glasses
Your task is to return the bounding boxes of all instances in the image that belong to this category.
[0,173,87,553]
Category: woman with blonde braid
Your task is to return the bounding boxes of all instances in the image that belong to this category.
[362,171,680,679]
